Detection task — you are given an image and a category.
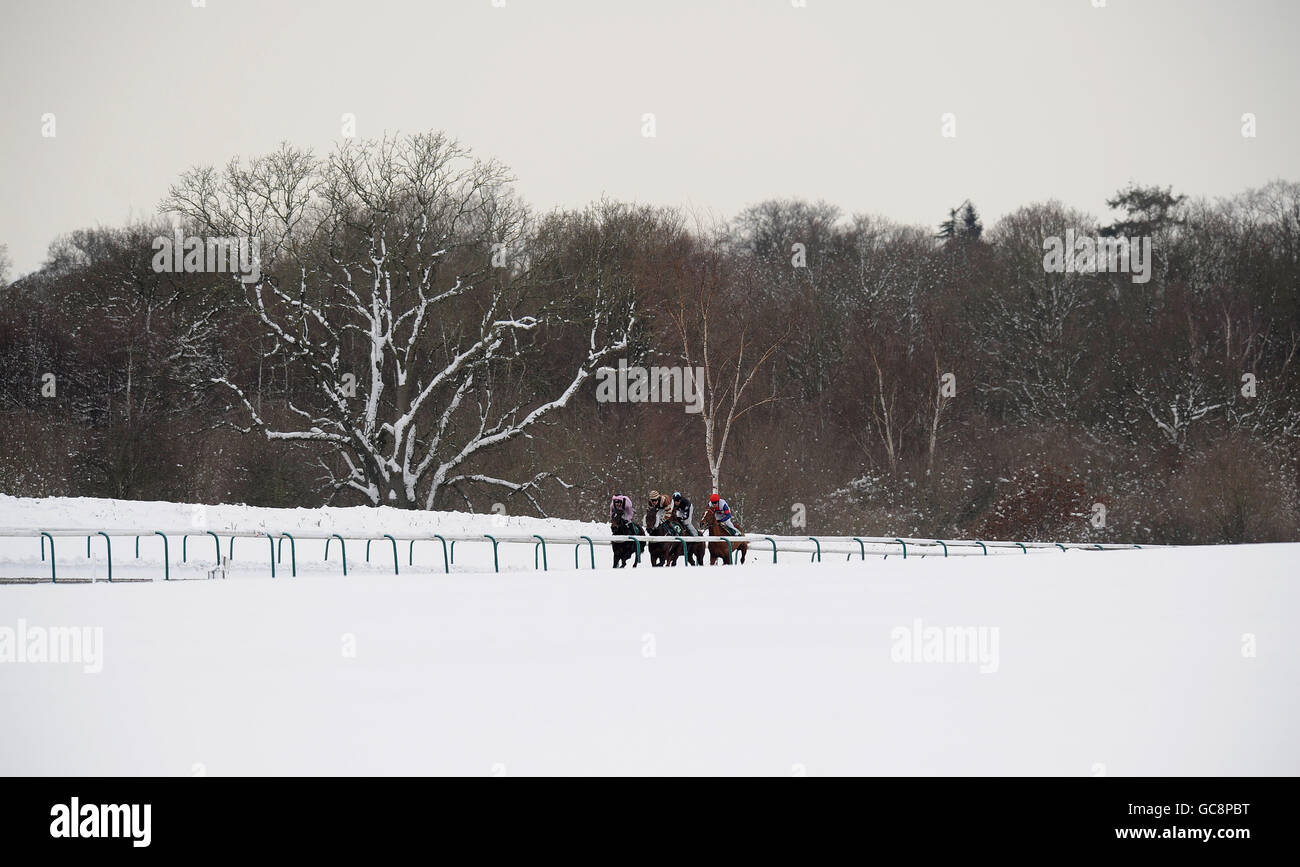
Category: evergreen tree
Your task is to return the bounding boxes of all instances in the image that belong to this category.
[937,200,983,243]
[1101,183,1186,237]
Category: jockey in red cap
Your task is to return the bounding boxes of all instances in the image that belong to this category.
[708,493,739,535]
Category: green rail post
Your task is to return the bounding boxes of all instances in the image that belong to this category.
[671,535,690,566]
[578,535,595,569]
[88,532,112,582]
[450,541,456,564]
[532,535,548,571]
[484,535,500,572]
[278,533,297,577]
[206,531,220,562]
[383,534,398,574]
[808,537,822,562]
[975,541,987,556]
[325,534,347,576]
[266,533,276,578]
[366,535,395,577]
[633,535,642,565]
[1095,544,1104,551]
[934,540,948,558]
[135,535,140,558]
[1016,542,1028,554]
[1056,543,1067,552]
[765,536,779,563]
[229,536,236,561]
[433,535,449,574]
[852,538,866,561]
[40,532,56,582]
[894,539,907,560]
[155,531,170,581]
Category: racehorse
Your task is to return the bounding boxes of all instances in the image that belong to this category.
[645,510,705,567]
[699,506,748,565]
[610,514,645,568]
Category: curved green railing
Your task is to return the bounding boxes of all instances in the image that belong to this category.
[325,534,347,575]
[576,535,595,569]
[532,535,548,571]
[277,533,297,577]
[155,531,170,581]
[40,532,56,582]
[183,531,222,564]
[766,536,780,563]
[433,535,450,574]
[86,532,112,581]
[365,535,399,574]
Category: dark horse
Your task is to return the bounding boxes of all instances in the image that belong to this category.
[645,511,706,567]
[699,507,748,565]
[610,514,645,568]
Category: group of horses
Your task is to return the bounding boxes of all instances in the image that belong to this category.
[610,507,748,568]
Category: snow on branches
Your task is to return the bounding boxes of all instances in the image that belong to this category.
[165,132,634,512]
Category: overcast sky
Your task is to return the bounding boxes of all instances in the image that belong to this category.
[2,0,1297,276]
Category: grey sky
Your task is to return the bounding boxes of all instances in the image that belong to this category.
[2,0,1297,277]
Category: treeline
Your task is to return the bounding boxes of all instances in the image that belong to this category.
[1,132,1298,544]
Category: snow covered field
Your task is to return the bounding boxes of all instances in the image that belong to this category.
[0,496,1296,775]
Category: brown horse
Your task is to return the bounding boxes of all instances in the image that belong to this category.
[645,509,706,566]
[699,507,748,565]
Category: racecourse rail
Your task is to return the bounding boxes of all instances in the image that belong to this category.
[0,528,1146,582]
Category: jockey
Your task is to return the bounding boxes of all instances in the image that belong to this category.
[610,494,634,524]
[671,491,699,536]
[647,489,672,525]
[708,493,740,535]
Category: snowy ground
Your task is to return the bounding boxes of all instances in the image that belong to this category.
[0,496,1296,775]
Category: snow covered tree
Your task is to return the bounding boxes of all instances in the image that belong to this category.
[162,133,635,511]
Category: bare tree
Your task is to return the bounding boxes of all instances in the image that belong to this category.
[163,132,635,511]
[858,348,902,474]
[664,247,784,493]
